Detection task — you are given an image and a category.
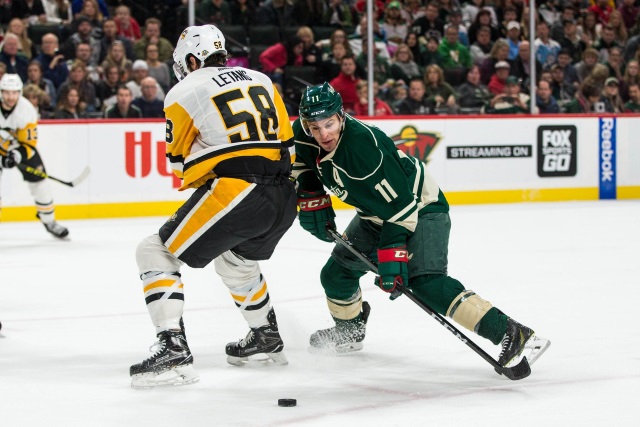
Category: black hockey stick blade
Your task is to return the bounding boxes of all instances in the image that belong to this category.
[327,227,531,381]
[17,164,91,187]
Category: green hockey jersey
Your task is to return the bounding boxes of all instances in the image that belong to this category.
[292,115,449,247]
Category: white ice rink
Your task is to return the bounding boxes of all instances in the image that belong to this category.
[1,201,639,426]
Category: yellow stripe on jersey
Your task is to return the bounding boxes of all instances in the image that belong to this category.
[165,101,199,175]
[229,281,268,303]
[166,178,253,255]
[180,146,283,190]
[143,279,184,293]
[272,85,294,143]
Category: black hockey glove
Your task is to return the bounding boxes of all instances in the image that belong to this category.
[297,190,336,242]
[1,150,22,169]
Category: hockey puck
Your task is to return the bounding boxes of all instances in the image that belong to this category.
[278,398,297,407]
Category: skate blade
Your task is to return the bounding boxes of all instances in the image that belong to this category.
[131,364,199,389]
[524,336,551,366]
[227,351,289,367]
[308,341,364,355]
[503,333,543,368]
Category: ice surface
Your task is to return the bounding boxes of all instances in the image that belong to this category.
[1,201,639,426]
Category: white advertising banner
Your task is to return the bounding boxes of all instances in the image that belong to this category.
[1,116,638,220]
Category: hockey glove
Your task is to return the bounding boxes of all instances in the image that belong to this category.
[297,190,336,242]
[1,150,21,169]
[377,245,409,293]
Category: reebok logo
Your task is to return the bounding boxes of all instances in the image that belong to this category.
[537,125,577,177]
[599,118,617,199]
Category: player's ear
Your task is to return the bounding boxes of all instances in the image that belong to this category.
[187,56,200,72]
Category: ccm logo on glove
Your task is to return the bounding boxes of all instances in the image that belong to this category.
[298,195,331,211]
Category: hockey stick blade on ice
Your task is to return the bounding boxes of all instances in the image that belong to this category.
[327,227,531,381]
[16,164,91,188]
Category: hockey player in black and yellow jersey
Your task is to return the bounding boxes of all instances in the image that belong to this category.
[0,73,68,238]
[130,25,297,388]
[292,83,550,372]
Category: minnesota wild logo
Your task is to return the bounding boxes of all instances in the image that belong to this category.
[391,126,442,164]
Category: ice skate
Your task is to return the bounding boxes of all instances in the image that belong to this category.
[130,330,199,389]
[498,318,550,368]
[310,301,371,354]
[37,214,69,239]
[226,308,288,366]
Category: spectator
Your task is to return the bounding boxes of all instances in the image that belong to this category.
[317,41,352,83]
[297,26,322,68]
[0,34,28,82]
[607,10,628,45]
[390,43,423,86]
[485,75,530,114]
[438,25,472,72]
[320,0,353,28]
[53,86,85,118]
[467,9,500,45]
[22,83,49,118]
[134,18,173,62]
[26,60,56,109]
[505,21,522,60]
[623,31,640,63]
[601,76,624,112]
[329,54,360,114]
[550,5,576,42]
[405,32,431,68]
[353,80,394,116]
[534,21,561,69]
[388,80,408,112]
[623,82,640,112]
[619,0,639,31]
[144,43,170,93]
[575,48,600,83]
[456,64,492,111]
[230,0,259,27]
[424,35,444,67]
[99,18,135,64]
[582,11,599,46]
[538,0,562,27]
[410,1,445,42]
[35,33,68,89]
[380,1,408,45]
[593,25,620,62]
[469,25,493,65]
[58,59,97,112]
[114,5,141,42]
[349,15,391,61]
[556,49,580,89]
[588,0,613,26]
[355,40,392,86]
[605,46,624,81]
[446,8,469,47]
[487,60,511,95]
[71,0,107,17]
[498,6,519,39]
[620,59,639,101]
[585,63,612,93]
[535,79,560,113]
[126,59,165,100]
[63,16,102,66]
[11,0,46,23]
[316,28,347,60]
[104,84,141,118]
[95,63,120,110]
[479,39,509,84]
[199,0,232,26]
[564,82,603,113]
[100,40,132,83]
[510,41,542,93]
[461,0,498,29]
[550,63,577,109]
[424,64,457,112]
[259,36,304,87]
[559,18,587,64]
[403,0,425,23]
[395,77,435,115]
[256,0,295,27]
[42,0,72,26]
[73,0,104,32]
[131,76,164,118]
[5,18,36,60]
[68,41,100,83]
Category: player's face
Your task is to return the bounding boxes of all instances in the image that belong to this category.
[1,90,20,109]
[307,114,342,152]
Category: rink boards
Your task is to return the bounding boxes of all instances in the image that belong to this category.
[1,115,639,221]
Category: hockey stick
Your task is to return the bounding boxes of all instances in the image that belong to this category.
[326,227,531,381]
[15,164,91,187]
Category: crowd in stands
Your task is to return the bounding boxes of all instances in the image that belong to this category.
[1,0,640,119]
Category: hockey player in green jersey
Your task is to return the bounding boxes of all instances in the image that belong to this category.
[292,82,550,371]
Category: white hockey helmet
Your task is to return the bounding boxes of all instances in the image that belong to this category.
[0,73,23,93]
[172,25,227,81]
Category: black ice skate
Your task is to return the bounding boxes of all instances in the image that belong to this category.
[498,318,550,368]
[310,301,371,353]
[225,308,288,366]
[37,214,69,239]
[130,329,199,389]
